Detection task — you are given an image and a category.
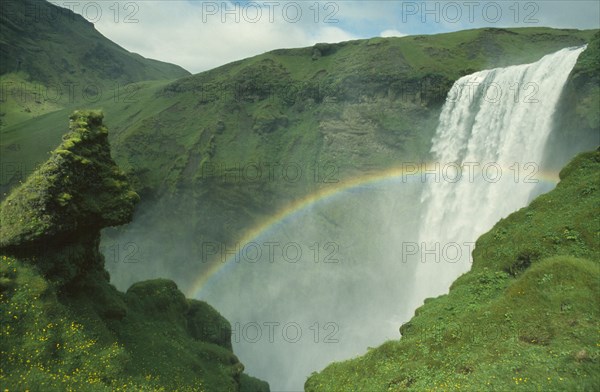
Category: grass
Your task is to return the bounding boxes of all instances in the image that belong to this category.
[0,255,265,391]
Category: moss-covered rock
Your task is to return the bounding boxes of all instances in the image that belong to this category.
[1,110,139,248]
[187,299,233,350]
[240,373,271,392]
[125,279,189,326]
[0,110,139,284]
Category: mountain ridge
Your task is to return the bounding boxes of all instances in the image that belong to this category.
[0,0,190,127]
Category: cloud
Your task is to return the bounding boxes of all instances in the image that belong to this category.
[63,1,599,74]
[380,29,406,38]
[68,1,357,74]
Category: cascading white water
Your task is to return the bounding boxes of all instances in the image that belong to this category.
[410,46,586,309]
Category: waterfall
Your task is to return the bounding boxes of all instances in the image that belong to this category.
[410,46,586,308]
[194,46,585,391]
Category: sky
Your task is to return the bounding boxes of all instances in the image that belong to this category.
[60,1,600,74]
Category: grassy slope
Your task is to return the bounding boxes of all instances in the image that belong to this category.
[3,28,595,190]
[0,112,268,392]
[0,258,264,391]
[0,0,190,128]
[305,149,600,391]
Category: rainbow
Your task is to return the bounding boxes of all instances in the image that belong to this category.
[187,163,561,298]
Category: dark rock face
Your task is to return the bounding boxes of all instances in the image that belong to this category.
[546,31,600,169]
[0,110,139,284]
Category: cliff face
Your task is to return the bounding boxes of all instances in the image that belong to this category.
[546,30,600,169]
[0,111,269,392]
[305,149,600,391]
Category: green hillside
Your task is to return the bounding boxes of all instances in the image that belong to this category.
[3,27,596,192]
[0,111,268,391]
[305,148,600,391]
[0,0,189,128]
[2,26,597,292]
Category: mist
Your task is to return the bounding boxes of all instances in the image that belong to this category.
[102,177,425,390]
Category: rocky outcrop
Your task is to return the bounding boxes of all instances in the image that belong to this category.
[0,110,139,284]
